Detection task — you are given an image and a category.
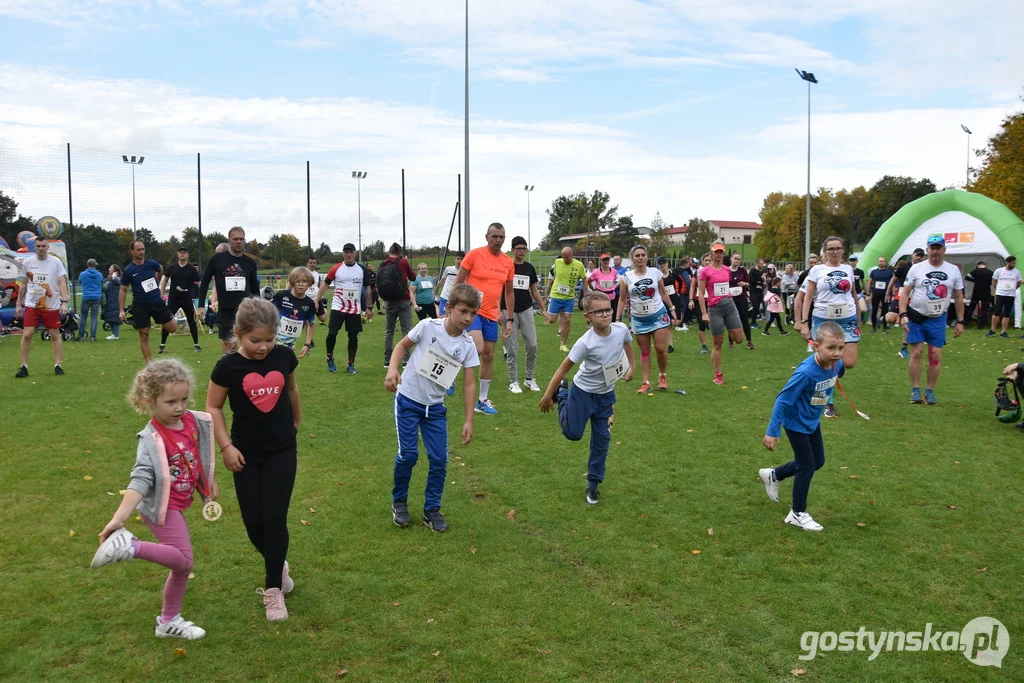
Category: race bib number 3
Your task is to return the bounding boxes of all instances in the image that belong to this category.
[513,274,530,290]
[278,317,302,338]
[416,346,461,389]
[556,284,571,296]
[224,276,245,292]
[141,277,158,293]
[602,351,629,386]
[826,303,849,319]
[713,282,729,297]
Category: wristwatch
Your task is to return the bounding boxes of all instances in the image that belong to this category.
[956,318,965,324]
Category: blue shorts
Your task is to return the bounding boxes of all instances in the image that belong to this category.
[439,298,448,315]
[467,314,498,342]
[906,315,947,347]
[548,297,575,315]
[810,315,861,343]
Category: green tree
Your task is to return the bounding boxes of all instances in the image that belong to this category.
[970,110,1024,219]
[69,223,124,272]
[264,233,305,267]
[363,239,385,262]
[756,194,804,261]
[540,190,618,250]
[866,175,937,238]
[314,242,333,260]
[685,217,718,258]
[0,190,36,251]
[649,211,666,231]
[605,215,638,257]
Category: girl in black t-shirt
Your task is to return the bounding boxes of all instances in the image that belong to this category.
[206,298,300,623]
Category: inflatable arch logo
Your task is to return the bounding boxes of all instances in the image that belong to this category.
[860,190,1024,267]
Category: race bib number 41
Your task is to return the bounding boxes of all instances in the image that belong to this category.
[416,346,461,389]
[826,303,849,319]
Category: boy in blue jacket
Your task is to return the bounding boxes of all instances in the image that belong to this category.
[758,320,845,531]
[78,258,104,341]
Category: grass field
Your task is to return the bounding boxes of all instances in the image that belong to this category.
[1,313,1021,681]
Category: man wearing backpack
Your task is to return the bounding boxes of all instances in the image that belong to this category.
[379,242,417,367]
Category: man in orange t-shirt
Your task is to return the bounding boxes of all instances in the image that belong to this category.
[455,222,515,415]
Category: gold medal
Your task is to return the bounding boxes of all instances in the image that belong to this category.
[202,500,223,521]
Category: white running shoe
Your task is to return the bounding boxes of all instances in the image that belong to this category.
[509,381,523,394]
[105,334,119,341]
[784,509,823,531]
[282,560,294,595]
[759,468,780,503]
[90,527,136,568]
[155,614,206,640]
[674,326,685,332]
[523,378,541,392]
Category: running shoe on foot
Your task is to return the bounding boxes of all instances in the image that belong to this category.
[347,364,357,374]
[15,366,28,378]
[155,615,206,640]
[1000,332,1009,338]
[909,387,923,404]
[713,372,725,385]
[925,389,937,405]
[761,330,771,336]
[258,587,288,621]
[158,344,166,354]
[784,509,823,531]
[751,323,760,330]
[194,344,202,352]
[106,334,119,340]
[674,326,685,332]
[509,381,523,394]
[559,344,569,353]
[474,399,498,415]
[586,487,600,505]
[637,380,652,394]
[423,508,448,533]
[823,404,838,418]
[327,356,337,373]
[667,345,674,353]
[91,527,137,568]
[728,341,734,349]
[524,378,541,392]
[780,331,791,336]
[445,384,456,396]
[881,328,888,335]
[898,346,909,359]
[985,330,996,337]
[759,468,780,503]
[392,498,411,527]
[747,341,755,350]
[700,345,708,355]
[658,373,668,391]
[281,560,294,594]
[54,365,64,376]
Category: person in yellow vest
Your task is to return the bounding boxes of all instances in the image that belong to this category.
[545,247,586,352]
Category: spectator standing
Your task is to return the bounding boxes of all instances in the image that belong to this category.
[77,258,104,342]
[103,264,123,340]
[378,243,417,367]
[963,260,993,329]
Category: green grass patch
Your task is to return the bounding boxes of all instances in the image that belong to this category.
[1,318,1021,681]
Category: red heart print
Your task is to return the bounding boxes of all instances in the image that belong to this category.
[242,371,285,413]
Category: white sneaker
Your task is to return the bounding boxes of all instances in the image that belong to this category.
[759,468,780,503]
[674,326,685,332]
[509,381,523,394]
[105,334,119,341]
[282,560,294,595]
[784,509,823,531]
[523,378,541,392]
[155,614,206,640]
[90,527,136,568]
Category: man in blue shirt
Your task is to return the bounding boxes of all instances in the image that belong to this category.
[119,241,177,362]
[77,258,104,341]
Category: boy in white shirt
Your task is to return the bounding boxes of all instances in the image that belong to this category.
[540,291,635,505]
[385,283,481,533]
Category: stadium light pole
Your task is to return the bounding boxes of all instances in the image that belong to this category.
[122,155,144,238]
[463,0,471,251]
[795,69,817,263]
[352,170,367,260]
[524,185,534,261]
[960,124,972,187]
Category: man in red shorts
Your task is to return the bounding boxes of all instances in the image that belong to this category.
[455,222,515,415]
[15,237,70,377]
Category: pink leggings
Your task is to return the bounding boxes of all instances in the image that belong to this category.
[133,510,194,622]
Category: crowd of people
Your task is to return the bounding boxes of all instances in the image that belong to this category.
[2,223,1009,639]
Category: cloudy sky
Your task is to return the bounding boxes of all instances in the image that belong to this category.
[1,0,1022,250]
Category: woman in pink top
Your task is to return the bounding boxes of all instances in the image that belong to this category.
[697,241,745,385]
[587,254,620,321]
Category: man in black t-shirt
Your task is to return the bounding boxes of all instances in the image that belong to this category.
[963,261,994,329]
[501,236,546,393]
[160,247,202,353]
[198,226,260,354]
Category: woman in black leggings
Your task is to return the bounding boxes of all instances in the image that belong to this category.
[729,253,755,349]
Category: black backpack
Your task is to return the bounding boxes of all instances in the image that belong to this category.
[377,258,407,301]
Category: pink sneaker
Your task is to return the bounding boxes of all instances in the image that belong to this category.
[713,372,725,385]
[257,587,288,621]
[282,561,294,595]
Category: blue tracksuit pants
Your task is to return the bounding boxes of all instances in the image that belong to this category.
[392,392,449,510]
[557,384,615,486]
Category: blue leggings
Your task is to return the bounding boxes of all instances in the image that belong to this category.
[774,426,825,513]
[557,384,615,486]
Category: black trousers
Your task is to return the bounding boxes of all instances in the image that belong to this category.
[326,310,362,363]
[162,295,198,344]
[233,445,297,590]
[749,290,764,324]
[965,296,993,329]
[733,295,752,342]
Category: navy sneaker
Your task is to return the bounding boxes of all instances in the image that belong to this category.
[925,389,937,405]
[392,499,411,527]
[346,364,357,374]
[898,346,909,359]
[327,356,337,373]
[586,487,600,505]
[423,508,448,532]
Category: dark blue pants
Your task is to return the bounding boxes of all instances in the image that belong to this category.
[392,393,449,510]
[558,384,615,486]
[774,426,825,513]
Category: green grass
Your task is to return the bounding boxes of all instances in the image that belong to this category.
[1,317,1021,681]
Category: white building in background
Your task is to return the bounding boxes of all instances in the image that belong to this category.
[710,220,762,245]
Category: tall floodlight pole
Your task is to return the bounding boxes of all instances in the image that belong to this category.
[960,124,972,187]
[524,185,534,261]
[122,155,145,238]
[352,171,367,260]
[463,0,471,250]
[795,69,817,263]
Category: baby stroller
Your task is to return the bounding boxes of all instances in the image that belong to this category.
[995,377,1021,424]
[40,309,79,341]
